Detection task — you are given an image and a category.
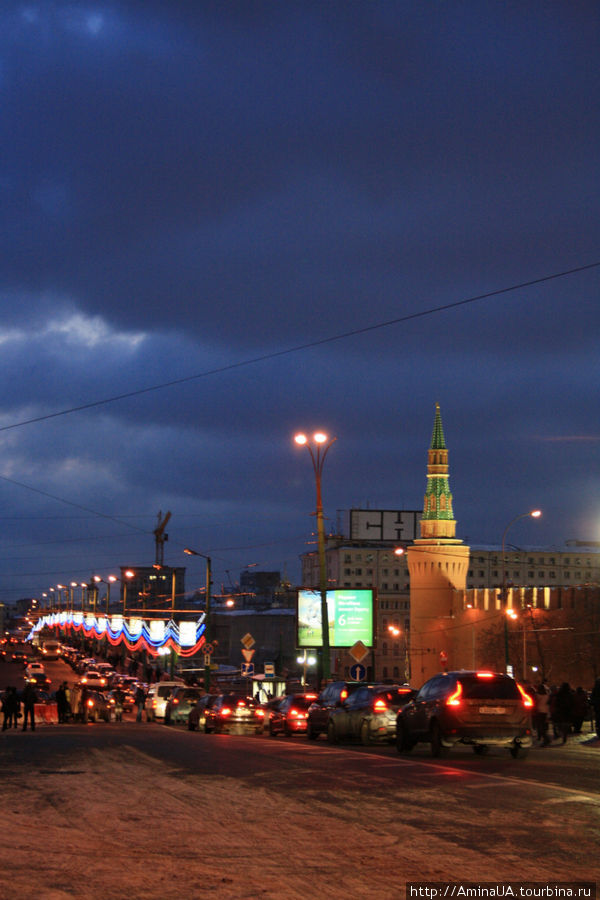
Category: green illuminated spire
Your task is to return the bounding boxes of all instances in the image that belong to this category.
[420,403,457,539]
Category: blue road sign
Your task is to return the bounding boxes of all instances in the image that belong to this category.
[241,662,254,676]
[349,663,366,681]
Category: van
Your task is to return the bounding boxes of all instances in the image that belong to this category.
[40,640,61,660]
[144,681,184,721]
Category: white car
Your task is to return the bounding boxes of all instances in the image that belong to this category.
[25,662,45,678]
[80,669,109,689]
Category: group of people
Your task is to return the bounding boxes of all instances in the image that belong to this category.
[1,682,39,731]
[532,678,600,745]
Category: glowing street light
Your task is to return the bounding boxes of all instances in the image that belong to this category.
[501,509,541,674]
[184,548,212,690]
[294,430,337,683]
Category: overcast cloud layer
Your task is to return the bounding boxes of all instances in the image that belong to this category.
[1,2,599,605]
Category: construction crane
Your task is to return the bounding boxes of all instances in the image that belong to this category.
[153,510,171,566]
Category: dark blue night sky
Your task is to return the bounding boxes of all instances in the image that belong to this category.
[1,2,599,603]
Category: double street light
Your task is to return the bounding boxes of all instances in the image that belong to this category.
[501,509,541,674]
[294,430,336,684]
[184,548,212,690]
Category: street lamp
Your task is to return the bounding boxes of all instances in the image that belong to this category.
[294,430,336,684]
[501,509,541,674]
[122,570,135,615]
[93,575,118,615]
[184,548,212,690]
[296,649,317,687]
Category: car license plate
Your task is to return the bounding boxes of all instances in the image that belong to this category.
[479,706,506,714]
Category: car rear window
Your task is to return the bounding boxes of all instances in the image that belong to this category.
[459,676,520,700]
[289,697,314,710]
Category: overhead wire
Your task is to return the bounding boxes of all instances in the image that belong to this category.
[1,260,598,434]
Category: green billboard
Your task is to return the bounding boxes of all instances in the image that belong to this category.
[297,589,374,648]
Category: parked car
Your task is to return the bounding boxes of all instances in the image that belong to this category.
[85,690,116,722]
[25,661,45,678]
[164,686,206,725]
[188,694,220,731]
[203,694,264,735]
[79,670,109,690]
[327,684,415,745]
[25,673,52,692]
[306,681,372,740]
[144,681,184,721]
[396,670,534,759]
[269,693,318,737]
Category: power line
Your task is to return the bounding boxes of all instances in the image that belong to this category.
[1,260,598,434]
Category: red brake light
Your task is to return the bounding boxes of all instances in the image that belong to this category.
[87,699,94,708]
[446,681,463,706]
[340,689,348,700]
[305,694,318,699]
[517,683,534,708]
[255,709,265,718]
[373,698,388,712]
[476,672,494,679]
[173,699,179,705]
[220,707,232,717]
[236,700,246,707]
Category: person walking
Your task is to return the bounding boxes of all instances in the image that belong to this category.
[572,687,589,735]
[590,677,600,737]
[535,683,551,746]
[21,682,38,732]
[113,687,125,722]
[134,685,146,722]
[55,682,69,724]
[1,687,11,731]
[553,682,575,744]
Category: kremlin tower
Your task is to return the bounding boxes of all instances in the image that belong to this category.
[407,404,470,684]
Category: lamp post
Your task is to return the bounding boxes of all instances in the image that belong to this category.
[184,548,212,690]
[501,509,541,675]
[93,575,118,615]
[296,649,317,687]
[294,431,336,685]
[122,570,135,615]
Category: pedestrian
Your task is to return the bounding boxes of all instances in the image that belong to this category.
[553,682,575,744]
[21,681,38,732]
[590,677,600,737]
[535,683,551,745]
[55,682,69,724]
[134,685,146,722]
[80,684,89,724]
[572,687,589,734]
[1,687,11,731]
[113,687,125,722]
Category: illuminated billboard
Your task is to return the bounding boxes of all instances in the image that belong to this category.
[297,589,374,648]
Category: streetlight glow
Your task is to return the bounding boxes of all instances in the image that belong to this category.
[313,432,328,443]
[294,433,307,445]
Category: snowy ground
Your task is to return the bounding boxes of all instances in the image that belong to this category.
[0,734,598,899]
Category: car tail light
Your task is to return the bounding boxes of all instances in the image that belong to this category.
[255,709,265,718]
[373,698,388,712]
[172,699,179,705]
[446,681,463,706]
[289,708,307,718]
[87,699,94,708]
[220,707,232,717]
[340,689,348,700]
[81,677,88,684]
[237,700,247,707]
[476,672,494,679]
[517,683,534,708]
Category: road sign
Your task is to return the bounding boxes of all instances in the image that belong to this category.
[349,663,366,681]
[241,662,254,676]
[241,632,255,650]
[349,640,369,663]
[264,663,275,678]
[204,654,212,666]
[241,648,255,663]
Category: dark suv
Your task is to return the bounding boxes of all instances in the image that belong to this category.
[306,681,370,740]
[396,670,534,759]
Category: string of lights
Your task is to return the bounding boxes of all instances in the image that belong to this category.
[27,611,207,658]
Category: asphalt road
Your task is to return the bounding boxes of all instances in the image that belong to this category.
[1,652,599,896]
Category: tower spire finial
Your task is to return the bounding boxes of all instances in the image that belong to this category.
[419,403,459,540]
